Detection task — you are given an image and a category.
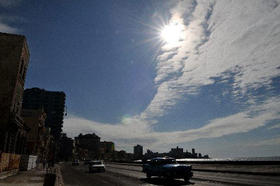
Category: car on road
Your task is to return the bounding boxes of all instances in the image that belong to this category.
[72,159,79,166]
[142,157,193,182]
[88,160,106,173]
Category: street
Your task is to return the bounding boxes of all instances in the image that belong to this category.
[61,162,280,186]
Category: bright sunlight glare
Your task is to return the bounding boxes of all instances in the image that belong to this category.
[160,22,184,46]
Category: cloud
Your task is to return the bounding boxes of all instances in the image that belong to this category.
[250,136,280,147]
[147,97,280,147]
[0,22,18,33]
[268,123,280,130]
[143,0,280,120]
[64,97,280,151]
[64,0,280,152]
[0,0,23,33]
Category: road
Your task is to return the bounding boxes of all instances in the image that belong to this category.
[61,162,280,186]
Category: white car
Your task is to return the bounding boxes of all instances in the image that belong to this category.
[88,160,105,172]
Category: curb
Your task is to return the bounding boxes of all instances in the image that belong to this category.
[0,169,19,180]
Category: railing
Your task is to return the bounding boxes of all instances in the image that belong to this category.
[107,159,280,176]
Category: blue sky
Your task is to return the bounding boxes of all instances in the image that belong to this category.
[1,0,280,158]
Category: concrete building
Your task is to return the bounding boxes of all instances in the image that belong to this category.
[133,144,143,160]
[22,88,65,140]
[0,32,30,154]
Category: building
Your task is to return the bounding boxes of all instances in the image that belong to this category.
[100,141,114,154]
[22,88,65,140]
[58,133,73,161]
[99,141,115,160]
[22,108,47,158]
[133,144,143,160]
[191,148,197,157]
[0,32,30,154]
[143,149,161,160]
[75,133,100,159]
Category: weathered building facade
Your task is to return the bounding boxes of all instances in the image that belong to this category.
[0,32,30,154]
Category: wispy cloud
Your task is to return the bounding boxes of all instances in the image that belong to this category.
[0,21,18,33]
[142,0,280,120]
[0,0,23,33]
[64,97,280,151]
[268,123,280,130]
[251,136,280,147]
[64,0,280,152]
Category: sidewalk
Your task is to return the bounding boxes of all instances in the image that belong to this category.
[0,164,46,186]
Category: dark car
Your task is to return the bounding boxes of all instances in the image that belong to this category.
[143,157,193,182]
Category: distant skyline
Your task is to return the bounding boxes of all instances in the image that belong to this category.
[1,0,280,158]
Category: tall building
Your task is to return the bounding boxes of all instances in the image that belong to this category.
[192,148,196,155]
[133,144,143,160]
[0,32,30,153]
[22,88,65,140]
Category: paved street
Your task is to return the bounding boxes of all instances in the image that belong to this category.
[61,162,214,186]
[61,162,280,186]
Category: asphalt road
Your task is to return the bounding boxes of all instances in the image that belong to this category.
[61,162,280,186]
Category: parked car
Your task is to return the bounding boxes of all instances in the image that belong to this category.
[72,159,79,166]
[142,157,193,182]
[88,160,105,172]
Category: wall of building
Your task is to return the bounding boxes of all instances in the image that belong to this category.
[0,32,29,154]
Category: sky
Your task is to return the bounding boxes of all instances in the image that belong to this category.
[1,0,280,158]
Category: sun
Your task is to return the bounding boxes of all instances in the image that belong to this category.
[160,22,184,46]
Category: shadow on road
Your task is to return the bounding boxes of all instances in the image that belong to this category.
[85,170,106,174]
[140,178,194,186]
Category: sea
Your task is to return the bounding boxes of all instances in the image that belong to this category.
[177,156,280,162]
